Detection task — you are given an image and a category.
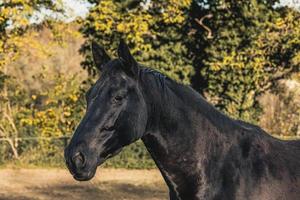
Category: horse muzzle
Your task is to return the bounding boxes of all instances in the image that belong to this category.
[64,148,97,181]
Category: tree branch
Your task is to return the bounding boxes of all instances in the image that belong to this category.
[195,14,213,39]
[271,67,294,81]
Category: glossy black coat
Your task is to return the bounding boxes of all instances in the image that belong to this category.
[65,41,300,200]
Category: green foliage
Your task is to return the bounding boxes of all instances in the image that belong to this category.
[0,67,85,165]
[80,0,194,84]
[0,0,59,69]
[81,0,300,124]
[188,0,300,122]
[0,1,64,164]
[0,71,8,90]
[17,72,85,164]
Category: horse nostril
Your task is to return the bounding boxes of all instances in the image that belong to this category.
[72,152,86,169]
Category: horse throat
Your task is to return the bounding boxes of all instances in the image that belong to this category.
[140,100,208,199]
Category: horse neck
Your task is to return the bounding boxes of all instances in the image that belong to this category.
[139,72,235,197]
[139,71,234,153]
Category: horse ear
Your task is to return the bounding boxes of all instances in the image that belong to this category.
[91,41,111,71]
[117,39,139,78]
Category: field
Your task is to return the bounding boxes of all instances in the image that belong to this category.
[0,168,168,200]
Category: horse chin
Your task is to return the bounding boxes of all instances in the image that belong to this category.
[73,168,97,182]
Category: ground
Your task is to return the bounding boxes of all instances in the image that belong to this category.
[0,168,168,200]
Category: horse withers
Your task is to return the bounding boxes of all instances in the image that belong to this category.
[64,40,300,200]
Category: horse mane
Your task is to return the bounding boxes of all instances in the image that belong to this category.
[139,66,300,166]
[140,67,168,91]
[139,66,246,134]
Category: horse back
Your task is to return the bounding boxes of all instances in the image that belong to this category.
[240,131,300,200]
[225,122,300,200]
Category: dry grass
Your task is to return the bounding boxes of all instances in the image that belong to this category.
[0,168,168,200]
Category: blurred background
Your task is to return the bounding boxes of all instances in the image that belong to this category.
[0,0,299,199]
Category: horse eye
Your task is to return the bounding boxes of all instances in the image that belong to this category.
[113,95,123,103]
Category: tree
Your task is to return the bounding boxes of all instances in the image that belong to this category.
[188,0,300,122]
[81,0,300,123]
[0,0,58,68]
[80,0,194,84]
[0,0,60,159]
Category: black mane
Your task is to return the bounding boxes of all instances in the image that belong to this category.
[139,66,265,135]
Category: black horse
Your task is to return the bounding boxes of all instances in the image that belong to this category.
[65,40,300,200]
